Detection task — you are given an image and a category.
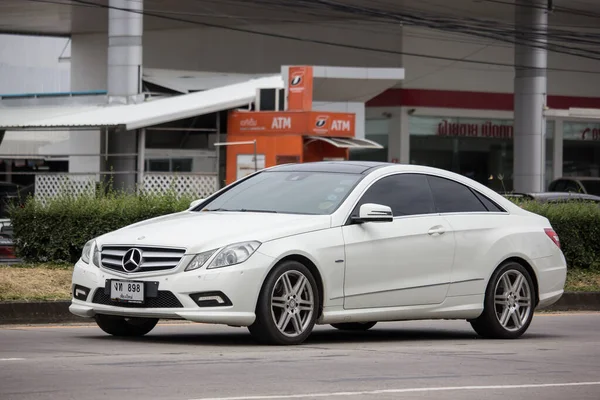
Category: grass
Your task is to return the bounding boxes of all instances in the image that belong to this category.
[1,264,599,302]
[565,268,600,293]
[0,264,73,302]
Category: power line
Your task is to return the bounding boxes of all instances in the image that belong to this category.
[22,0,600,75]
[295,0,600,61]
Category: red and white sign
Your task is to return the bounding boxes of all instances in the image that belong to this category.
[228,111,355,137]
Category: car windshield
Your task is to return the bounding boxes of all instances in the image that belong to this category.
[200,171,363,215]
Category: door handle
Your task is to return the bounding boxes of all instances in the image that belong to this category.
[428,226,446,236]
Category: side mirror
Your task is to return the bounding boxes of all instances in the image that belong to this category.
[352,203,393,224]
[189,199,204,210]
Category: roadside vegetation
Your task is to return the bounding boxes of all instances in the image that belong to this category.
[9,183,196,264]
[1,192,599,302]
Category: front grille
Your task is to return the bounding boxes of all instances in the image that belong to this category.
[92,289,184,308]
[100,245,186,274]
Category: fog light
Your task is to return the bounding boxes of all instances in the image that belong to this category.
[73,285,90,301]
[190,291,232,307]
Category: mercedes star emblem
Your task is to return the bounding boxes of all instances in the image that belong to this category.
[122,248,143,273]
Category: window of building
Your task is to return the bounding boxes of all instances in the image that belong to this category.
[426,175,488,213]
[145,158,193,172]
[354,173,436,217]
[349,119,389,162]
[409,116,555,192]
[563,122,600,180]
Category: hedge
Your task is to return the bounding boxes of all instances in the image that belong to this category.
[8,191,600,270]
[519,201,600,271]
[9,189,195,264]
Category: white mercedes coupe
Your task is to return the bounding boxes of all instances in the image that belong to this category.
[70,161,567,345]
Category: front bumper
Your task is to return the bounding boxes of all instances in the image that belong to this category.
[69,251,275,327]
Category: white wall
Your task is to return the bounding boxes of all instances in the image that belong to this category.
[0,34,70,94]
[69,35,107,175]
[70,34,107,92]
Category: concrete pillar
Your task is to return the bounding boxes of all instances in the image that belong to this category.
[552,119,563,181]
[106,0,143,191]
[387,107,410,164]
[513,0,548,193]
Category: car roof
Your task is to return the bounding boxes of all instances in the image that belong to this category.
[268,161,391,175]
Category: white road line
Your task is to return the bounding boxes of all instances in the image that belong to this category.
[0,358,25,361]
[189,381,600,400]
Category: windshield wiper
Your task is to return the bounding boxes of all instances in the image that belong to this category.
[204,208,278,213]
[239,209,278,213]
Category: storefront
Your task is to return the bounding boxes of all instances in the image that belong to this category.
[562,121,600,178]
[407,116,554,192]
[356,105,600,193]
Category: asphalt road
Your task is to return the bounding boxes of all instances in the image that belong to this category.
[0,313,599,400]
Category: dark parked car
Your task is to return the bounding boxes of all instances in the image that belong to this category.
[548,177,600,196]
[0,232,19,264]
[502,191,600,204]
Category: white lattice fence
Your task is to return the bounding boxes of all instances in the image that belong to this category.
[142,173,218,198]
[34,174,97,204]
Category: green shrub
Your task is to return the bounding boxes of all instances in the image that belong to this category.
[9,187,196,264]
[9,186,600,270]
[518,200,600,271]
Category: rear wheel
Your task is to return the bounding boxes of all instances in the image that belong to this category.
[331,322,377,331]
[249,261,319,345]
[470,261,536,339]
[95,314,158,337]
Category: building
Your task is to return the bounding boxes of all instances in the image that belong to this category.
[0,34,71,187]
[2,0,600,196]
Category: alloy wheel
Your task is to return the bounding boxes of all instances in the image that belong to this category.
[270,270,315,338]
[494,269,533,332]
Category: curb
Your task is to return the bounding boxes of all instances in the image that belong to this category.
[542,291,600,312]
[1,292,599,325]
[0,301,82,325]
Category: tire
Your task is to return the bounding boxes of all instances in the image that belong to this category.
[249,260,319,345]
[331,322,377,331]
[95,314,159,337]
[469,261,536,339]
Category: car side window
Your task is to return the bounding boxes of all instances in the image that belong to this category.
[427,175,488,213]
[354,173,436,217]
[472,190,505,212]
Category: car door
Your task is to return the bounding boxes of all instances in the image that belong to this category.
[341,173,455,309]
[425,174,507,297]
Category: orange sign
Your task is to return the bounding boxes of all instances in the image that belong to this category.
[228,111,355,137]
[287,66,313,111]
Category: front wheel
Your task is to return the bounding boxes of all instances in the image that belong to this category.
[331,322,377,331]
[249,261,319,345]
[95,314,158,337]
[470,261,536,339]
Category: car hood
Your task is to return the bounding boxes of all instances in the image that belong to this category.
[96,211,332,253]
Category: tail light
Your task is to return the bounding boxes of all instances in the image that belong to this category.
[0,245,16,259]
[544,228,560,249]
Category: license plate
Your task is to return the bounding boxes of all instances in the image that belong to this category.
[110,280,144,303]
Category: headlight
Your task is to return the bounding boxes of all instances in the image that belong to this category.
[185,250,216,272]
[92,247,101,267]
[81,240,95,264]
[208,241,261,269]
